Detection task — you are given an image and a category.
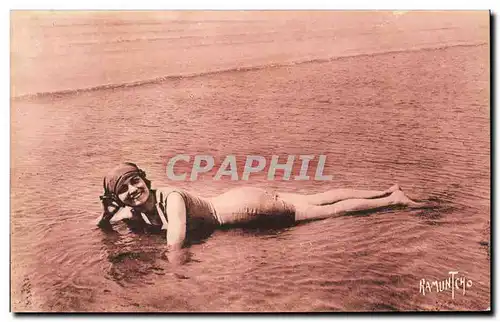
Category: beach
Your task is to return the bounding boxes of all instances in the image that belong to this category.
[10,11,490,312]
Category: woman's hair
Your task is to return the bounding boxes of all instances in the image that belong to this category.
[101,162,151,205]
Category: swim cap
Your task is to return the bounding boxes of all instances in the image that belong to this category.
[103,162,145,196]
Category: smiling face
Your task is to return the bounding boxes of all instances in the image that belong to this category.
[116,174,150,207]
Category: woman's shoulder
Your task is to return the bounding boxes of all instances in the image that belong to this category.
[155,186,186,194]
[154,186,188,202]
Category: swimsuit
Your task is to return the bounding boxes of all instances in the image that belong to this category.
[129,187,296,233]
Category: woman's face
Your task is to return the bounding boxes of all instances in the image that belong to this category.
[116,175,150,207]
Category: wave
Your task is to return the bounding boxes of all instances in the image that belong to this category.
[64,26,462,47]
[12,42,487,101]
[42,19,266,28]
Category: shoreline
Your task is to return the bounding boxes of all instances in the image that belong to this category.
[11,41,488,101]
[11,11,488,97]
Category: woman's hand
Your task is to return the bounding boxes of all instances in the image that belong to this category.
[162,246,190,266]
[96,196,121,228]
[102,196,120,215]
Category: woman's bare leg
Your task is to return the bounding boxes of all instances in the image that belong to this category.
[280,184,401,206]
[294,190,419,222]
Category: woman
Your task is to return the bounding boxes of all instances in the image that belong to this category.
[97,162,421,251]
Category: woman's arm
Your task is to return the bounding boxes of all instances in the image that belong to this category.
[165,192,187,249]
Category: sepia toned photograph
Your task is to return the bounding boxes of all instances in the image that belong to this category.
[10,10,490,312]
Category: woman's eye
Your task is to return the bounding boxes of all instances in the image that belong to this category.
[131,177,140,184]
[117,185,127,194]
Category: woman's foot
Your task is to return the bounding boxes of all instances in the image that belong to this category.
[390,190,421,207]
[384,184,401,195]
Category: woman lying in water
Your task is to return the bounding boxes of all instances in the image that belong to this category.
[97,162,421,252]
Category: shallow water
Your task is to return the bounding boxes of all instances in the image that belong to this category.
[11,11,490,312]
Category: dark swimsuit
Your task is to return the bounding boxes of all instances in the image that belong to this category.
[124,188,219,234]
